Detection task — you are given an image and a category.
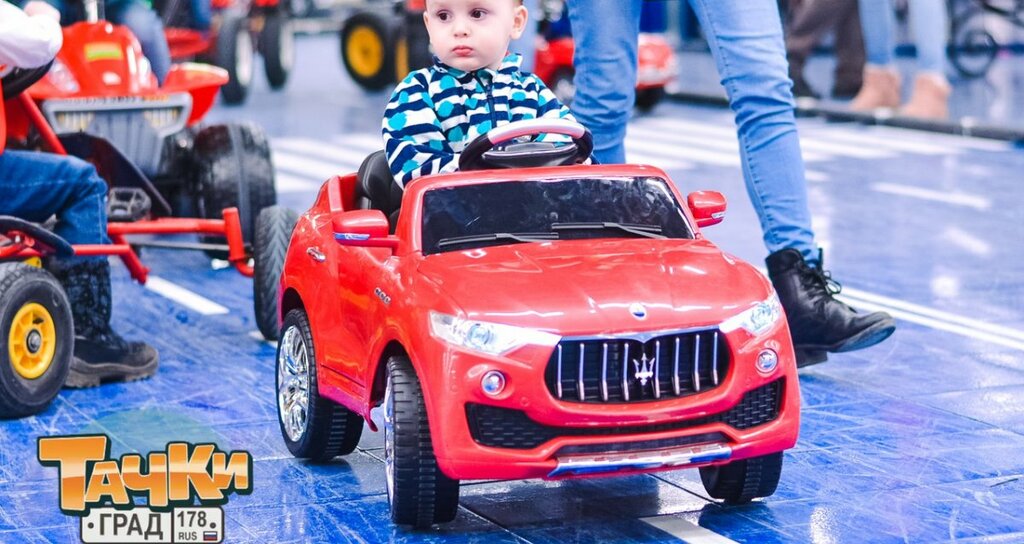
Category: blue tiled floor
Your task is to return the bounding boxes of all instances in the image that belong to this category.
[2,34,1024,543]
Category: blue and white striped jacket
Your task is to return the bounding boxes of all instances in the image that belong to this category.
[382,53,575,188]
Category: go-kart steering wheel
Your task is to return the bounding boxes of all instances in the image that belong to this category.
[458,118,594,171]
[1,62,52,100]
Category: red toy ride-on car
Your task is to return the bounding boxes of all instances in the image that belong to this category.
[273,119,800,527]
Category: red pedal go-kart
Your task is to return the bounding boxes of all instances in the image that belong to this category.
[534,32,678,112]
[4,8,295,342]
[162,0,295,104]
[273,119,800,527]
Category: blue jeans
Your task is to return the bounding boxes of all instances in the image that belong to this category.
[0,150,110,260]
[566,0,817,261]
[858,0,949,74]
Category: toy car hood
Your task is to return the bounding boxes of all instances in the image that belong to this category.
[417,237,773,333]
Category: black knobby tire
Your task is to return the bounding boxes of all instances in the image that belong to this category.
[699,452,783,504]
[261,11,294,90]
[340,11,397,91]
[194,122,277,259]
[0,263,73,419]
[215,11,254,105]
[253,205,299,340]
[276,309,364,460]
[635,87,666,113]
[385,356,460,528]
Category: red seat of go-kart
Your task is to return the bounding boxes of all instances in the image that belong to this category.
[356,150,404,230]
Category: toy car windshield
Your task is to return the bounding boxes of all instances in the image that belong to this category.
[421,176,693,255]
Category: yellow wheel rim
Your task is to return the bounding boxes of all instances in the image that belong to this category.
[347,26,385,78]
[394,37,409,82]
[8,302,57,380]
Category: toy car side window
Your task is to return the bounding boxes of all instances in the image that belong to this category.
[421,176,693,255]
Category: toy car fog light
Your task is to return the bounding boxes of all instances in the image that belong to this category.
[481,371,506,397]
[755,349,779,374]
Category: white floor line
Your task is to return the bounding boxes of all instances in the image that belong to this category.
[837,294,1024,352]
[625,151,696,171]
[804,169,830,182]
[799,135,897,159]
[271,152,356,180]
[625,135,740,166]
[870,182,991,210]
[334,133,389,152]
[808,128,954,155]
[275,172,321,193]
[273,138,371,166]
[840,287,1024,342]
[145,276,229,315]
[641,516,739,544]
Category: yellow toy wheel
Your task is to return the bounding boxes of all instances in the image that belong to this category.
[8,302,57,380]
[340,11,397,91]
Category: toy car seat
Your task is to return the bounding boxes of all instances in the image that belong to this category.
[356,151,404,231]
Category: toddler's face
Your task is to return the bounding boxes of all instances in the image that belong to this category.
[424,0,527,72]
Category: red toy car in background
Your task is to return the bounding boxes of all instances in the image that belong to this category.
[273,119,800,528]
[534,33,678,112]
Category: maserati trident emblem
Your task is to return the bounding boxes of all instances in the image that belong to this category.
[629,303,647,320]
[633,353,655,387]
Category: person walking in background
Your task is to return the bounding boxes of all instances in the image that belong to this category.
[565,0,896,366]
[850,0,950,119]
[510,0,539,72]
[785,0,865,99]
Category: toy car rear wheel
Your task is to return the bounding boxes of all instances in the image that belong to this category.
[0,263,73,419]
[253,205,299,341]
[699,451,783,504]
[194,122,277,259]
[276,309,364,460]
[384,355,460,528]
[340,11,397,91]
[216,11,254,105]
[261,11,294,89]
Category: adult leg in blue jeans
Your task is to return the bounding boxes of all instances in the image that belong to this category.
[566,0,895,366]
[0,151,158,386]
[109,1,172,84]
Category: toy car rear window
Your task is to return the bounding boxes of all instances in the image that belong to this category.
[421,176,693,255]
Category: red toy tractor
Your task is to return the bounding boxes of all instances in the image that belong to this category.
[161,0,295,104]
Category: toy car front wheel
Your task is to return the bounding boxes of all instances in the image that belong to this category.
[384,355,460,528]
[253,205,299,341]
[194,122,277,259]
[276,309,364,460]
[0,263,73,419]
[216,11,255,105]
[699,451,783,504]
[261,11,294,89]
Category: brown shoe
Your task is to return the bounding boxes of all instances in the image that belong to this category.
[849,66,901,113]
[899,73,950,120]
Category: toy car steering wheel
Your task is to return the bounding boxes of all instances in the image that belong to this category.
[1,62,52,100]
[458,118,594,171]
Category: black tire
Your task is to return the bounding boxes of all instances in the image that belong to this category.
[276,309,364,460]
[194,122,277,259]
[340,11,397,91]
[253,205,299,341]
[550,68,575,107]
[635,87,666,113]
[261,11,294,90]
[0,263,73,419]
[384,356,460,528]
[699,452,783,505]
[949,7,999,79]
[215,11,255,105]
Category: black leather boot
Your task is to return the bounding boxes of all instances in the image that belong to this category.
[766,249,895,367]
[48,259,158,388]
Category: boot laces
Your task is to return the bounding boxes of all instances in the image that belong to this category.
[811,267,843,296]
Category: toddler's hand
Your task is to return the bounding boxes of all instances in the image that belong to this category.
[25,1,61,23]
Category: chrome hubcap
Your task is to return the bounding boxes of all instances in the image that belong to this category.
[383,371,395,504]
[277,325,310,442]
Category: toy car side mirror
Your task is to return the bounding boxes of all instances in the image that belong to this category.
[687,191,727,228]
[333,210,398,250]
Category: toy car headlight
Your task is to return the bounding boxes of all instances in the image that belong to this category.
[47,59,79,93]
[428,312,560,356]
[720,293,783,336]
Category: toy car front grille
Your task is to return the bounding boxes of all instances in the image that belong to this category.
[41,94,192,176]
[466,379,784,450]
[544,328,729,404]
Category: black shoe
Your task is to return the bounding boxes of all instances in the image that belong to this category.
[792,76,821,100]
[766,249,895,367]
[831,80,863,100]
[66,334,159,388]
